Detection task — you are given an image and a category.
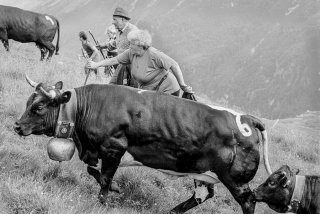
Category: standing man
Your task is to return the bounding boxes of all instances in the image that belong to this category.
[97,7,138,87]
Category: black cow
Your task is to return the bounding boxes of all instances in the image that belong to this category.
[0,5,60,61]
[254,165,320,214]
[14,77,273,214]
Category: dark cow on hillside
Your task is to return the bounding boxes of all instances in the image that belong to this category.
[14,76,273,214]
[0,5,60,61]
[254,165,320,214]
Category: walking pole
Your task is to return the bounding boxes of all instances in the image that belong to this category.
[88,30,115,76]
[82,48,91,86]
[83,71,91,86]
[88,30,106,59]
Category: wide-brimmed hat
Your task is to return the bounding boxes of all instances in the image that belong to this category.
[113,7,130,20]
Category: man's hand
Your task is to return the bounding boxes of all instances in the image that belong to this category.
[96,43,108,50]
[87,59,99,69]
[96,44,102,50]
[180,85,194,94]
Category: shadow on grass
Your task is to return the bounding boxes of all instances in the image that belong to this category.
[42,164,79,194]
[42,164,62,181]
[107,173,158,211]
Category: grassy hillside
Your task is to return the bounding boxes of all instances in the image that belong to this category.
[0,46,319,213]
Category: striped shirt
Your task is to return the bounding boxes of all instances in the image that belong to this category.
[106,22,138,54]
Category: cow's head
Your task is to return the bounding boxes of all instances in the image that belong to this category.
[253,165,299,213]
[14,75,71,136]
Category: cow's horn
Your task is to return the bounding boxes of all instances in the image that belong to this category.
[25,74,39,88]
[40,86,56,99]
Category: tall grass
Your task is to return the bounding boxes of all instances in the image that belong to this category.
[0,44,319,213]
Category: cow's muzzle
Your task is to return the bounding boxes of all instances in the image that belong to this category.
[13,121,25,135]
[14,122,21,133]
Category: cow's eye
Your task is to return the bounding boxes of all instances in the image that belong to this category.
[32,105,44,113]
[268,181,275,186]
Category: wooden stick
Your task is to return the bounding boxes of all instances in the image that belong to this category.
[88,30,115,76]
[81,48,91,86]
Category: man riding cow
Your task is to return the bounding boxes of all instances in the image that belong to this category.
[0,5,60,61]
[14,76,272,214]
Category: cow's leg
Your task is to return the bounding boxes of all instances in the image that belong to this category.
[0,28,9,51]
[36,43,48,61]
[228,183,255,214]
[87,165,121,193]
[98,136,127,203]
[39,41,55,61]
[219,176,255,214]
[1,40,9,51]
[170,180,214,214]
[41,47,48,61]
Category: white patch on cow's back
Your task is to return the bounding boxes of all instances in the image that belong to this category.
[208,104,243,116]
[208,104,252,137]
[137,89,148,94]
[45,16,54,25]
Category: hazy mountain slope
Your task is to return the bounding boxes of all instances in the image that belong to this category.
[0,0,42,10]
[281,110,320,139]
[0,0,319,119]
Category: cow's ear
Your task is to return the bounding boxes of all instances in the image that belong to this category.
[54,81,63,90]
[292,168,300,175]
[60,91,71,104]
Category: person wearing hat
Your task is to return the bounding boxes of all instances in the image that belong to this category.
[96,7,138,86]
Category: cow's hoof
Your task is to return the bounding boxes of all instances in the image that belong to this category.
[98,193,107,205]
[109,181,121,193]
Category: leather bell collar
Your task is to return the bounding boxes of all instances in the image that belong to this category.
[54,89,77,138]
[287,175,306,213]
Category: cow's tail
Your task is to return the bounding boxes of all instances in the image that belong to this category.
[248,115,272,175]
[55,18,60,55]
